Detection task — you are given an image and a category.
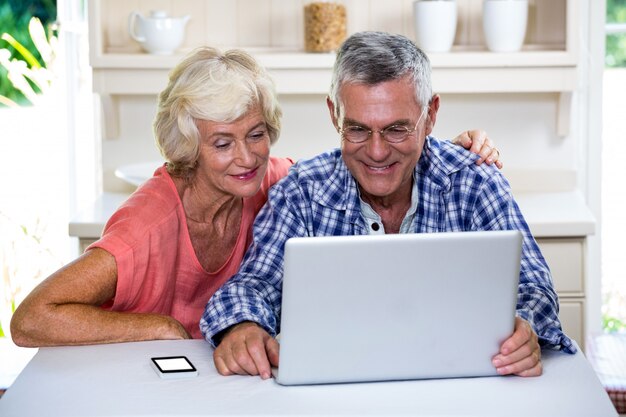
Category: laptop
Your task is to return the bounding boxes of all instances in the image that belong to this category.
[273,230,522,385]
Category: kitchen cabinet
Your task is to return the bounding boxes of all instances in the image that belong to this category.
[515,191,595,351]
[537,238,586,349]
[513,193,593,351]
[88,0,577,138]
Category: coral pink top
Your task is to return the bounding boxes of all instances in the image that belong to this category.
[88,157,293,338]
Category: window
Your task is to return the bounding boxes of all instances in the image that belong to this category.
[0,0,95,391]
[601,0,626,333]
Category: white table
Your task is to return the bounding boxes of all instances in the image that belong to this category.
[0,339,618,417]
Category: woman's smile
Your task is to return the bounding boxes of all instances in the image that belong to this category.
[231,167,259,181]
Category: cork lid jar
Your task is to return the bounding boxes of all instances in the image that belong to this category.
[304,1,347,53]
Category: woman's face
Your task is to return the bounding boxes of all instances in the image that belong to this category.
[194,105,271,199]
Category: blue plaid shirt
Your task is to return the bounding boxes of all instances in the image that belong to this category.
[200,136,575,354]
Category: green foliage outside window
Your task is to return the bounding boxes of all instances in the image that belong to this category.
[607,0,626,67]
[0,0,57,105]
[0,1,57,337]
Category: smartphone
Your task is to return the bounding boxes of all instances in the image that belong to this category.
[150,356,198,379]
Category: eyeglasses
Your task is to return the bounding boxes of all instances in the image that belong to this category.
[339,107,428,144]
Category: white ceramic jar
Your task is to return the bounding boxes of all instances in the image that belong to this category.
[128,10,190,55]
[482,0,528,52]
[413,0,457,53]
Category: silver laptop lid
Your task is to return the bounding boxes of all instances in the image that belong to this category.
[275,230,522,385]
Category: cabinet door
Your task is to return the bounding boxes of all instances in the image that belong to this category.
[537,238,584,296]
[559,299,585,352]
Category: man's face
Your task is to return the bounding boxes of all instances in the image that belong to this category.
[330,77,437,206]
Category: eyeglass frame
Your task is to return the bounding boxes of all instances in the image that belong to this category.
[338,106,429,144]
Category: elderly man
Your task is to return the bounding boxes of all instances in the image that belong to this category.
[200,31,574,380]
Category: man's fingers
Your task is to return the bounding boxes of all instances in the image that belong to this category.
[515,360,543,377]
[212,323,276,378]
[493,317,542,377]
[266,337,280,368]
[231,339,262,376]
[500,317,533,355]
[214,344,249,375]
[213,353,234,376]
[247,338,273,379]
[493,342,541,369]
[495,351,542,376]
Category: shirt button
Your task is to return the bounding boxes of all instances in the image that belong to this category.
[371,222,380,231]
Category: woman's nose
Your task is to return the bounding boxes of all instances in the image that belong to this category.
[234,142,254,165]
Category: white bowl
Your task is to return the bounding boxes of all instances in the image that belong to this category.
[115,161,163,186]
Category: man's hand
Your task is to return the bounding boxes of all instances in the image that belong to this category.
[492,317,542,377]
[213,322,279,380]
[453,129,504,169]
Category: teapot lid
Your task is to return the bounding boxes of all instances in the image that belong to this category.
[149,10,168,18]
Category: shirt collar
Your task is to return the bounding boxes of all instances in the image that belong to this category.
[358,172,420,235]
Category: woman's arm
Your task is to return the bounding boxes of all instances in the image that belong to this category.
[10,248,189,347]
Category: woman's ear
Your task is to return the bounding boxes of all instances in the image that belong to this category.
[425,94,441,136]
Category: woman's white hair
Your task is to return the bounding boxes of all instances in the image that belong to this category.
[153,47,281,178]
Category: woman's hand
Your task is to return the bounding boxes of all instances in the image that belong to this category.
[453,130,503,169]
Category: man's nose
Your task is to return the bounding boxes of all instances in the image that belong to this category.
[365,131,392,160]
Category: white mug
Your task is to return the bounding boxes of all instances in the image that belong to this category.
[413,0,457,53]
[128,10,190,55]
[482,0,528,52]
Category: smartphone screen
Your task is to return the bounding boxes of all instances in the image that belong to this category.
[150,356,198,378]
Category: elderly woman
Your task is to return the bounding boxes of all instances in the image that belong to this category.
[10,47,501,347]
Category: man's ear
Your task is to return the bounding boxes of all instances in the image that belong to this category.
[326,96,340,132]
[424,94,440,136]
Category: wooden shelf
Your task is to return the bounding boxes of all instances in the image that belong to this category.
[93,54,577,94]
[92,49,577,94]
[93,43,575,68]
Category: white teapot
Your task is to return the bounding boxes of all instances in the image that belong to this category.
[128,10,190,55]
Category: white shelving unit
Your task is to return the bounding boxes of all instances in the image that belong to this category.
[91,48,578,94]
[88,0,577,138]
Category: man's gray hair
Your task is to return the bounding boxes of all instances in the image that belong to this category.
[329,31,432,119]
